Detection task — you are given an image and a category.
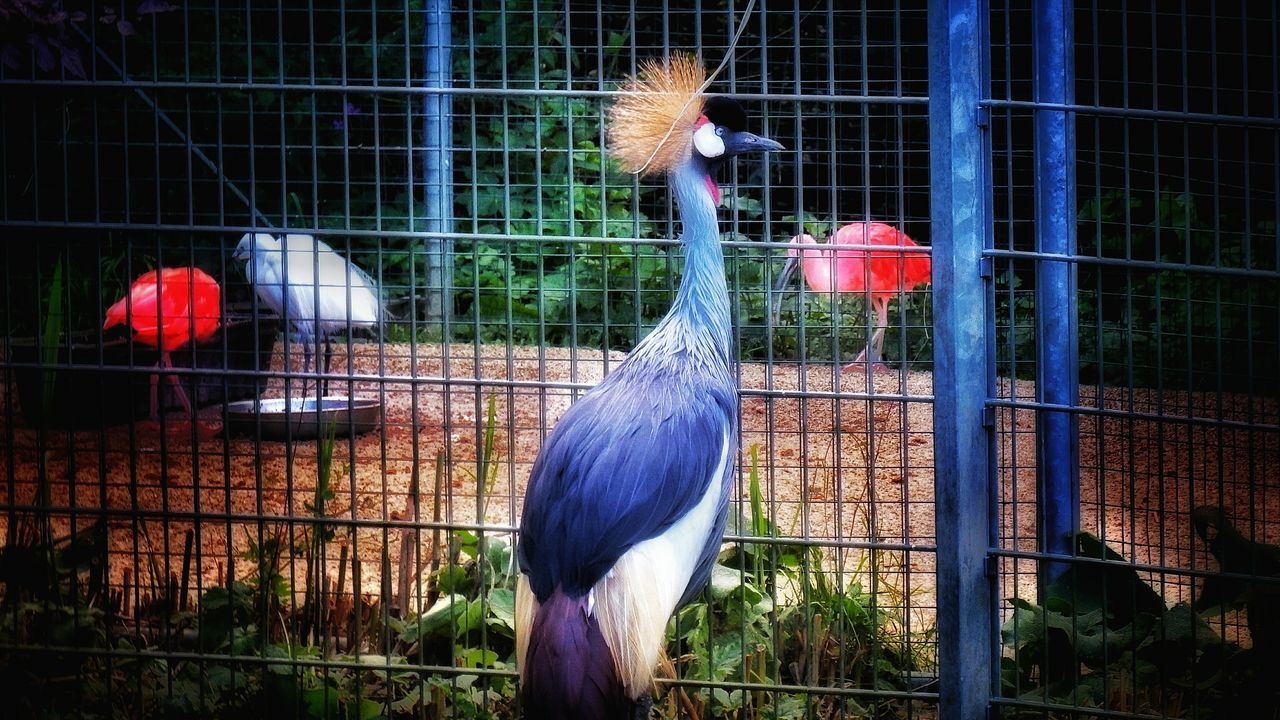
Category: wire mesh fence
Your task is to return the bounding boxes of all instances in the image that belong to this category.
[0,1,1276,719]
[990,1,1280,718]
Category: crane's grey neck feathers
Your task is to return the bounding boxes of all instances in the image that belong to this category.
[630,159,732,369]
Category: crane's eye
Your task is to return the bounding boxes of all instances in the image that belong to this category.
[693,122,725,158]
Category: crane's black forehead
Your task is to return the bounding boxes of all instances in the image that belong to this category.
[703,96,747,132]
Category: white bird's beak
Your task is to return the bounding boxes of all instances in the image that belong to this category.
[232,234,253,261]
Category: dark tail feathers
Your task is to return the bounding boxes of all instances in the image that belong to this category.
[522,590,634,720]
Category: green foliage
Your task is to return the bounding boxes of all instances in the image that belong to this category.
[999,532,1276,718]
[999,190,1278,391]
[669,447,924,719]
[1077,189,1277,392]
[449,0,666,350]
[0,444,928,718]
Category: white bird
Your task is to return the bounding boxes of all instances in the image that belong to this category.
[233,232,381,396]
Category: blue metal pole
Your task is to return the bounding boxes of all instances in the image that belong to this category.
[424,0,453,326]
[1033,0,1079,586]
[929,0,995,717]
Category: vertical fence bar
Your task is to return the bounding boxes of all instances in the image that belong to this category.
[424,0,453,326]
[929,0,995,717]
[1032,0,1079,584]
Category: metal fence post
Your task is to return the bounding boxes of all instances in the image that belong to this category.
[1033,0,1080,585]
[929,0,996,717]
[424,0,453,327]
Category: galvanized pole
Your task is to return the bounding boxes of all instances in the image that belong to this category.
[929,0,996,717]
[424,0,453,327]
[1033,0,1079,585]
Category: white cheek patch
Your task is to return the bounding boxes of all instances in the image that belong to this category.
[693,123,725,158]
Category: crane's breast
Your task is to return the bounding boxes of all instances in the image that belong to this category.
[517,368,737,602]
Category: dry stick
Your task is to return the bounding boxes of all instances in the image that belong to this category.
[122,568,132,617]
[396,462,419,617]
[168,573,179,615]
[323,577,334,655]
[380,547,393,650]
[425,450,446,610]
[334,543,349,656]
[350,555,362,653]
[179,529,193,612]
[89,521,106,604]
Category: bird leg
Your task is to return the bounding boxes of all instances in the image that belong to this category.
[149,369,161,421]
[322,336,334,398]
[162,348,194,412]
[844,297,890,371]
[871,296,891,363]
[151,351,220,439]
[299,337,314,401]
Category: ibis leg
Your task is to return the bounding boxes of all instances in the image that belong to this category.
[157,352,220,438]
[871,297,891,363]
[160,352,195,418]
[149,368,161,421]
[842,298,891,373]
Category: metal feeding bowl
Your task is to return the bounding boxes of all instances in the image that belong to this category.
[224,396,382,440]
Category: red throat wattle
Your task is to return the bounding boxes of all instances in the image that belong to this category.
[704,175,721,205]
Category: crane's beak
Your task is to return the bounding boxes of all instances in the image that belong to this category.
[723,130,785,157]
[771,255,800,326]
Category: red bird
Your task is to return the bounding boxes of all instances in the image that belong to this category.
[104,267,222,436]
[773,222,931,368]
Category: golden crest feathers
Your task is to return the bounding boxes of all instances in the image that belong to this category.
[607,52,707,177]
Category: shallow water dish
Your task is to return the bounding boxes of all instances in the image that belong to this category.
[225,396,382,439]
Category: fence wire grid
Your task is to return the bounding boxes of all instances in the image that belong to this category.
[0,1,1277,719]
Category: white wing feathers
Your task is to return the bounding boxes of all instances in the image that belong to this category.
[239,233,381,340]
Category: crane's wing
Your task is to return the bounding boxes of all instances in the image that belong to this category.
[518,367,737,606]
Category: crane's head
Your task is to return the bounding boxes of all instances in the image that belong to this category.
[233,232,281,262]
[606,52,783,203]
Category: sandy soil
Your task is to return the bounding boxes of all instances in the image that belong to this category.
[2,340,1277,642]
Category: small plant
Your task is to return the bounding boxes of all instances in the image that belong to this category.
[666,445,923,719]
[999,532,1275,719]
[301,418,340,644]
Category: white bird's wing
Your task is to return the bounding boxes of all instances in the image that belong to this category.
[277,236,380,333]
[244,233,381,337]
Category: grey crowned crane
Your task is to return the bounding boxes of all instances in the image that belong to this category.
[515,53,783,719]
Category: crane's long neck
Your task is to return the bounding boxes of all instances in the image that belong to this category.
[666,161,731,361]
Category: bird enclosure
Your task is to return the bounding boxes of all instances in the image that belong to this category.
[1,2,1277,719]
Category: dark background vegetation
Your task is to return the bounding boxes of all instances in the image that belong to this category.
[2,0,1275,391]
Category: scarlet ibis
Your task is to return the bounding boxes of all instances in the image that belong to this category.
[773,222,931,367]
[233,233,380,396]
[516,53,783,719]
[103,267,222,435]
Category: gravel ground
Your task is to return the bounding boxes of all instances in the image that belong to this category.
[2,340,1276,640]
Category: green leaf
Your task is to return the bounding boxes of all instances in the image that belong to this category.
[400,593,469,644]
[487,588,516,631]
[457,646,500,669]
[710,564,744,601]
[354,697,385,720]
